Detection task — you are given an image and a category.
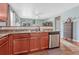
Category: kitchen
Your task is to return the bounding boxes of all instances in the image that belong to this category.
[0,3,60,55]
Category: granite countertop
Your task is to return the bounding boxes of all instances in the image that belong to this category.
[0,33,9,39]
[0,31,32,39]
[0,31,60,39]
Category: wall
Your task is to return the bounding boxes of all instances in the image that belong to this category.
[73,19,79,42]
[59,5,79,41]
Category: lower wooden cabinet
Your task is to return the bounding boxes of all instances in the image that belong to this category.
[13,38,30,54]
[30,32,48,51]
[40,37,48,49]
[30,37,40,51]
[0,41,9,55]
[0,32,49,55]
[40,33,48,49]
[0,36,9,55]
[12,32,49,54]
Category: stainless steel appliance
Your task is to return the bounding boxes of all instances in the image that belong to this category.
[49,32,60,48]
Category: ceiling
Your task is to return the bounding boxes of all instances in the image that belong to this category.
[9,3,79,19]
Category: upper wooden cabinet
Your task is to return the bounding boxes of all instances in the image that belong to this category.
[0,3,9,21]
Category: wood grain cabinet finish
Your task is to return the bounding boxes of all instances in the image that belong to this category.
[40,32,48,49]
[30,33,40,51]
[0,32,49,55]
[0,36,9,55]
[12,33,30,54]
[12,32,48,54]
[0,3,8,21]
[13,38,30,54]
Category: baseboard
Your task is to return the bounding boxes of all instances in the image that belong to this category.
[72,39,79,46]
[73,39,79,42]
[48,46,60,49]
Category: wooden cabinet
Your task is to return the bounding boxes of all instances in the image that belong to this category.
[0,32,49,55]
[13,38,30,54]
[12,33,30,54]
[0,36,9,55]
[40,32,48,49]
[30,33,40,51]
[0,3,9,21]
[30,32,48,51]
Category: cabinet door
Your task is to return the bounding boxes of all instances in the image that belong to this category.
[30,37,40,51]
[0,41,9,55]
[13,38,29,54]
[0,36,9,55]
[40,33,48,49]
[0,3,8,21]
[40,37,48,49]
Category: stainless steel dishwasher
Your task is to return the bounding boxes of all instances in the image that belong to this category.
[49,32,60,48]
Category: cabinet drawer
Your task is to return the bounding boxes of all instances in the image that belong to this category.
[30,33,40,37]
[40,32,48,36]
[13,33,30,39]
